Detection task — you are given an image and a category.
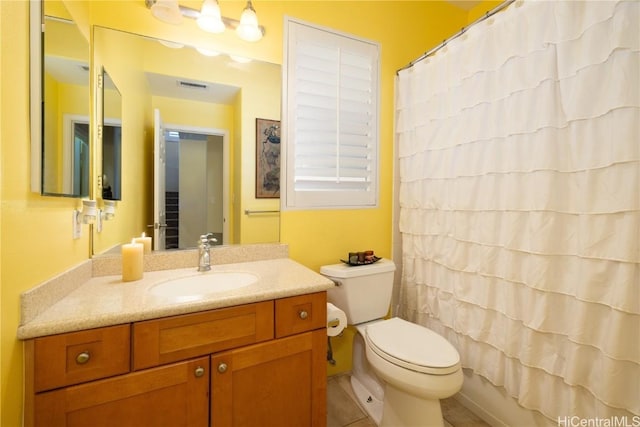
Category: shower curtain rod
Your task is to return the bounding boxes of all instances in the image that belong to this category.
[396,0,516,75]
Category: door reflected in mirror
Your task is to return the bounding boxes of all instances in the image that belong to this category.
[42,14,90,196]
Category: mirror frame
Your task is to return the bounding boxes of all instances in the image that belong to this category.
[29,0,43,193]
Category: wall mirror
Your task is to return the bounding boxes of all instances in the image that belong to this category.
[92,26,281,256]
[101,69,122,201]
[30,0,91,197]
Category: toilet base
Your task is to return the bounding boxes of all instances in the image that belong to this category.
[381,384,444,427]
[350,375,383,426]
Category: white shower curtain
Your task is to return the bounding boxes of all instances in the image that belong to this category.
[395,0,639,422]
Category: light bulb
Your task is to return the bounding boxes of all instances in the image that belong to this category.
[236,1,262,42]
[150,0,183,25]
[197,0,225,33]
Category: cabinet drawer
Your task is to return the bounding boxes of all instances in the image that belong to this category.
[132,301,274,370]
[32,324,130,392]
[275,292,326,338]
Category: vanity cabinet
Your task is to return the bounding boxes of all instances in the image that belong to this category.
[33,356,210,426]
[132,301,274,370]
[212,292,328,427]
[30,324,130,393]
[212,330,326,427]
[24,291,327,427]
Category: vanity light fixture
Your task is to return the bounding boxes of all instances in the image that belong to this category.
[236,1,262,42]
[149,0,183,25]
[72,200,97,239]
[145,0,265,42]
[197,0,225,34]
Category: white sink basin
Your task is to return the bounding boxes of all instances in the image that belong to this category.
[149,271,259,300]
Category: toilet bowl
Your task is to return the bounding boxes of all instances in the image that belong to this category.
[321,260,463,427]
[364,317,463,426]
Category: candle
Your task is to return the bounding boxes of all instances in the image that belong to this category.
[133,232,152,254]
[122,239,143,282]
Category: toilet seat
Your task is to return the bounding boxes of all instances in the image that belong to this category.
[365,318,461,375]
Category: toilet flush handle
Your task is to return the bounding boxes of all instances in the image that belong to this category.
[330,279,342,287]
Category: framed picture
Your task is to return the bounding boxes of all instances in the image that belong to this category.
[255,118,281,198]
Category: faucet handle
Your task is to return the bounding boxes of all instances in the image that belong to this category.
[199,233,218,245]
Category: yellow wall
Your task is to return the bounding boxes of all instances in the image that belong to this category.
[0,1,3,422]
[468,0,505,22]
[42,79,89,193]
[1,3,91,425]
[0,1,473,425]
[237,67,281,244]
[151,98,233,144]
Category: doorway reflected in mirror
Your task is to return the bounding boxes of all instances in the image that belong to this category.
[164,129,226,250]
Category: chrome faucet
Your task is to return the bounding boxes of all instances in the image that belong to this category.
[197,233,218,272]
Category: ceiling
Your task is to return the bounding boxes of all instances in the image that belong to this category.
[45,55,89,86]
[146,72,240,105]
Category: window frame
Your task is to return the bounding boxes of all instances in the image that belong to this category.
[281,17,381,210]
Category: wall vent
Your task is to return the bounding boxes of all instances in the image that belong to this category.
[178,80,208,90]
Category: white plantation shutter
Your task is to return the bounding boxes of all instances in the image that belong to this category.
[283,19,380,209]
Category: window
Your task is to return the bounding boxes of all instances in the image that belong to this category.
[282,18,380,209]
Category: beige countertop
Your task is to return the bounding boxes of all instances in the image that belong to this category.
[18,255,335,340]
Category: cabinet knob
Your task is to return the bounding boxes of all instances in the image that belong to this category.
[217,363,228,373]
[76,351,90,365]
[299,310,309,320]
[194,366,205,378]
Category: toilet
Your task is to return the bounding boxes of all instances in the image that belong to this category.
[321,259,463,427]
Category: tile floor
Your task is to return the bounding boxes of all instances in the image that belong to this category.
[327,374,491,427]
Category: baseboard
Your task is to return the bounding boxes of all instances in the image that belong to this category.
[453,370,555,427]
[454,391,508,427]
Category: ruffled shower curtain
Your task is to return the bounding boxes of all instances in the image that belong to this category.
[395,0,639,422]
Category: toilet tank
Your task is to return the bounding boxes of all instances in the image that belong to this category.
[320,259,396,325]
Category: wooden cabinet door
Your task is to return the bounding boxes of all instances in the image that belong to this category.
[34,356,210,427]
[211,329,327,427]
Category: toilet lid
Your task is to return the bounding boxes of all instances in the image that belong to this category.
[365,318,460,375]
